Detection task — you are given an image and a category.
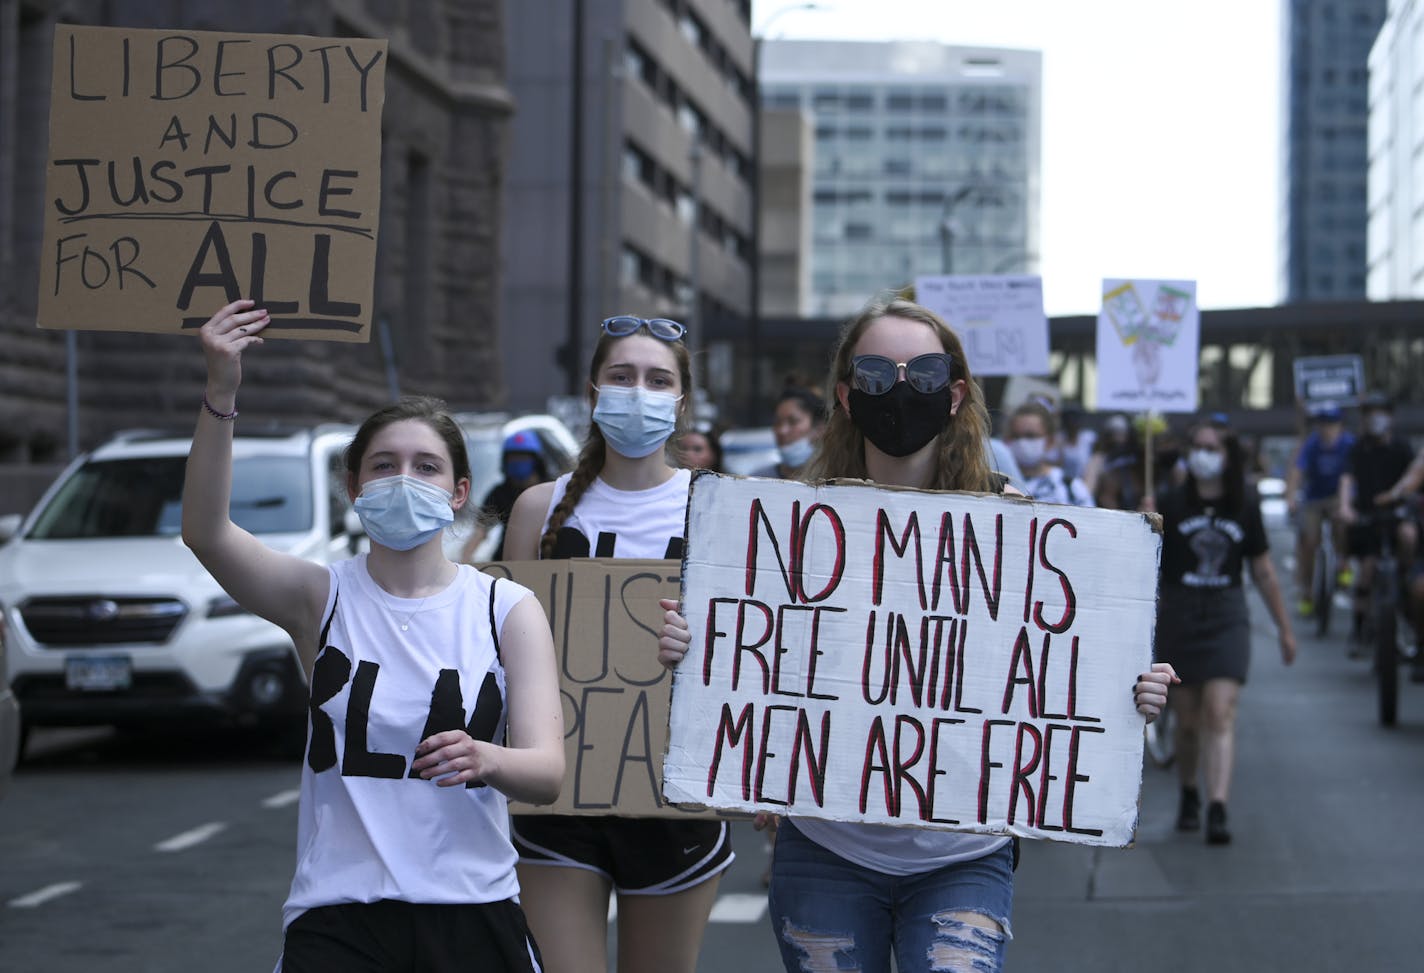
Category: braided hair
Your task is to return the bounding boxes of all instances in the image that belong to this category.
[538,329,694,558]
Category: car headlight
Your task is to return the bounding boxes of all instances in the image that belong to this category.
[207,594,252,618]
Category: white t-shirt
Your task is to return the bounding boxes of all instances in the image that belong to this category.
[793,818,1010,876]
[1022,466,1095,507]
[541,468,690,559]
[282,556,533,929]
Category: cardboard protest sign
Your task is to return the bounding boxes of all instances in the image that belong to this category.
[1292,355,1364,406]
[38,25,386,341]
[482,559,721,819]
[915,275,1050,377]
[1094,279,1199,412]
[663,474,1162,847]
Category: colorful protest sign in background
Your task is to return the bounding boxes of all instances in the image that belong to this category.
[1094,278,1200,412]
[38,25,386,341]
[484,558,722,819]
[914,275,1051,377]
[663,474,1162,847]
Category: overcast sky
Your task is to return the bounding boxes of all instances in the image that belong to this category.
[754,0,1283,316]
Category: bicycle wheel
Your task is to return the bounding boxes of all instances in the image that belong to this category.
[1314,538,1334,637]
[1377,596,1399,727]
[1144,698,1176,768]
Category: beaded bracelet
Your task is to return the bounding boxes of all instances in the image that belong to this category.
[202,395,238,421]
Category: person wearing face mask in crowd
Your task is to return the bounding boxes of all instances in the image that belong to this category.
[1337,393,1422,660]
[1004,400,1094,507]
[503,315,731,973]
[678,421,724,472]
[1049,403,1096,481]
[658,297,1177,972]
[1084,413,1140,507]
[461,430,551,563]
[1154,417,1296,846]
[753,381,827,479]
[181,302,565,972]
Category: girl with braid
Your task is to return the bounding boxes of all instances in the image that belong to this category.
[503,316,733,973]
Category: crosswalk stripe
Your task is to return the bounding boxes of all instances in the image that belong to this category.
[154,821,227,852]
[261,789,301,808]
[8,882,83,909]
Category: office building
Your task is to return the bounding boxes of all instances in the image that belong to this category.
[1280,0,1387,301]
[501,0,755,410]
[760,39,1042,318]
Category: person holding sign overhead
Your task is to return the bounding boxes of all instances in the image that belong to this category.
[1154,417,1296,845]
[181,301,565,972]
[659,296,1177,973]
[502,314,732,973]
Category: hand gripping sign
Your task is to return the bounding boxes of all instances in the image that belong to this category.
[663,473,1163,847]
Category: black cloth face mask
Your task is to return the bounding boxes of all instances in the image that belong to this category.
[848,383,952,458]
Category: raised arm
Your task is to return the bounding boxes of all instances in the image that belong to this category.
[180,300,331,675]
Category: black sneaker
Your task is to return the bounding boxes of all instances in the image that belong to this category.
[1206,801,1231,845]
[1177,787,1201,831]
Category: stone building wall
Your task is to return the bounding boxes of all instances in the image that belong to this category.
[0,0,511,514]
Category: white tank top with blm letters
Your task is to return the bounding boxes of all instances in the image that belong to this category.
[282,556,532,929]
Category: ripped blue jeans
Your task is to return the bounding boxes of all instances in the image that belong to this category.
[767,820,1014,973]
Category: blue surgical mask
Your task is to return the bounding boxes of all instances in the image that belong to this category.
[592,386,681,458]
[778,436,815,469]
[353,474,454,551]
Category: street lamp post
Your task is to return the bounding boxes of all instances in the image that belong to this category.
[938,184,975,276]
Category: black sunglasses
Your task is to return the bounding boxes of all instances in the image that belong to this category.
[601,316,687,342]
[849,353,955,395]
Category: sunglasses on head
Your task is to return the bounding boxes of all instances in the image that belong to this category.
[848,353,955,395]
[601,316,687,342]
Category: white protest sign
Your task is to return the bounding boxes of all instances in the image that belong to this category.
[1094,279,1199,413]
[663,474,1162,847]
[915,275,1050,377]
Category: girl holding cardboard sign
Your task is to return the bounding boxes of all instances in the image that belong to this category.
[503,315,733,973]
[659,297,1177,973]
[182,300,565,973]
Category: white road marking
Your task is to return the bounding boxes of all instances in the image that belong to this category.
[8,881,83,908]
[708,893,769,923]
[154,821,227,852]
[261,789,301,808]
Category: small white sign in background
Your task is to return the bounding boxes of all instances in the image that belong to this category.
[915,275,1051,377]
[1094,278,1200,413]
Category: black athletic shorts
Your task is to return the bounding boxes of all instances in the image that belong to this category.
[279,898,543,973]
[511,814,733,895]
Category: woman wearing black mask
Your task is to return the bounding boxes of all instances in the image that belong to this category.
[659,297,1176,972]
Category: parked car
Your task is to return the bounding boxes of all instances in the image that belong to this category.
[447,412,581,562]
[0,425,359,754]
[720,427,779,476]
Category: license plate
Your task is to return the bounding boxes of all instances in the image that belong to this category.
[65,655,133,692]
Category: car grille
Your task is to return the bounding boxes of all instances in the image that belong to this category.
[20,597,188,647]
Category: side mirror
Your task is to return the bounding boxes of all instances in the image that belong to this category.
[0,513,22,544]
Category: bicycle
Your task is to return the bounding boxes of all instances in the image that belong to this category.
[1357,504,1413,726]
[1310,511,1339,638]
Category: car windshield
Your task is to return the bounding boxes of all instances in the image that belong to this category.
[27,455,313,539]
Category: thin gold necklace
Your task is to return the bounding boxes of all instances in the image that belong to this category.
[375,586,433,632]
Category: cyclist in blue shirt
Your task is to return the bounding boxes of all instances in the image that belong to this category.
[1286,402,1354,617]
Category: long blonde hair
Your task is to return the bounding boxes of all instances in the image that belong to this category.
[804,297,995,493]
[538,329,695,558]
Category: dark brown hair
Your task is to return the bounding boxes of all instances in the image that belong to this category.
[538,330,695,558]
[344,396,472,484]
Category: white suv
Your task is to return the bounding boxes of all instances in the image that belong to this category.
[0,426,358,752]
